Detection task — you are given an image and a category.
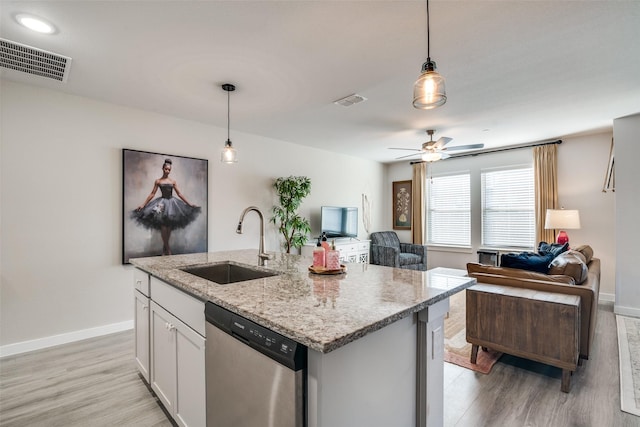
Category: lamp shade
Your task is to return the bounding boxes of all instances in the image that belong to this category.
[544,209,581,230]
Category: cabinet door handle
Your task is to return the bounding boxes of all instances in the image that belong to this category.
[167,323,176,332]
[142,304,148,311]
[136,280,142,285]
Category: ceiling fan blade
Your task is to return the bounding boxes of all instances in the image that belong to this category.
[440,153,451,160]
[395,152,422,160]
[434,137,453,149]
[443,143,485,151]
[388,147,422,151]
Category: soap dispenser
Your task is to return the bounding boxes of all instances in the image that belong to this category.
[326,239,341,270]
[321,232,331,252]
[313,237,326,268]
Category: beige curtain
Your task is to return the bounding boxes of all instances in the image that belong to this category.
[412,162,427,244]
[533,144,558,244]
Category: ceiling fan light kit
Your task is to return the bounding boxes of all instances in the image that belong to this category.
[389,129,484,162]
[422,151,443,162]
[413,0,447,109]
[221,83,237,164]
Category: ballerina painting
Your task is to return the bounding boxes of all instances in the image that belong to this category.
[123,149,207,263]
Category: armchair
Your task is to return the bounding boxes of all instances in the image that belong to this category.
[370,231,427,270]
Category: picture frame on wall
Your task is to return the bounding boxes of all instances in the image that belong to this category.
[122,149,208,264]
[392,180,412,230]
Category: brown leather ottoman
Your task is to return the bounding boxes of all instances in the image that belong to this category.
[466,284,581,392]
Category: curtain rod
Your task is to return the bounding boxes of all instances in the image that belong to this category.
[409,139,562,164]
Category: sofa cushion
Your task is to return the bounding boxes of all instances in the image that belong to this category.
[399,253,422,266]
[500,251,555,274]
[573,244,594,264]
[538,241,569,258]
[549,250,589,284]
[467,263,576,285]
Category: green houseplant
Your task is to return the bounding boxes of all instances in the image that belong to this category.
[271,176,312,254]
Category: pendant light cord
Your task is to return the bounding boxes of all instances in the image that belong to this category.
[227,88,230,142]
[426,0,431,60]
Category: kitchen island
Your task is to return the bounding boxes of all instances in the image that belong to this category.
[131,249,475,427]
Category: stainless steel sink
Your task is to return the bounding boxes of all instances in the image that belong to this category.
[182,262,279,285]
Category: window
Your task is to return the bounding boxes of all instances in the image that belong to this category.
[481,166,535,248]
[427,173,470,246]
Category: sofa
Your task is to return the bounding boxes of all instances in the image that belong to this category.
[465,244,600,392]
[370,231,427,270]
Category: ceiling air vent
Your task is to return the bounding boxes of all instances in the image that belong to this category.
[334,93,367,107]
[0,38,72,82]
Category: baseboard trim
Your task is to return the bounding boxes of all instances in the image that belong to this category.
[614,305,640,318]
[599,292,616,303]
[0,320,134,358]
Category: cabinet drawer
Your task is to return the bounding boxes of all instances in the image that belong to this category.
[150,276,205,337]
[357,242,369,251]
[134,268,150,297]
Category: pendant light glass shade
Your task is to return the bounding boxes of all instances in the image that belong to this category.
[221,83,237,164]
[413,60,447,109]
[413,0,447,109]
[221,139,237,163]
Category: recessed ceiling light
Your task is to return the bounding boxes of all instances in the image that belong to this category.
[15,13,56,34]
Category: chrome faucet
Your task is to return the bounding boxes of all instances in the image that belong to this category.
[236,206,274,266]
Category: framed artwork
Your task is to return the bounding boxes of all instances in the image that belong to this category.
[122,149,208,264]
[392,180,412,230]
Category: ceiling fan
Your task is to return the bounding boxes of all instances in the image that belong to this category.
[390,130,484,162]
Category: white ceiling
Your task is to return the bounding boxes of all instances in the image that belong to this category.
[2,1,639,163]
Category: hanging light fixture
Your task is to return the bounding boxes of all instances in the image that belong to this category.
[413,0,447,109]
[221,83,237,164]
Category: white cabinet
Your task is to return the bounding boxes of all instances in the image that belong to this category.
[133,268,206,427]
[150,301,206,427]
[335,240,370,264]
[301,239,370,264]
[134,289,150,382]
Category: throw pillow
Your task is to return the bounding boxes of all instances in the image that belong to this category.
[573,244,594,264]
[538,241,569,258]
[548,250,589,284]
[500,252,555,274]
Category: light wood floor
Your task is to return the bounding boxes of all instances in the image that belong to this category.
[444,303,640,427]
[0,332,172,426]
[1,303,637,426]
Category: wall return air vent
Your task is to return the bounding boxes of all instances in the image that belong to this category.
[0,38,72,82]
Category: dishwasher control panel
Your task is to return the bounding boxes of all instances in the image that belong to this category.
[205,302,307,371]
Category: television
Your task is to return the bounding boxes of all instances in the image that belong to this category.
[320,206,358,238]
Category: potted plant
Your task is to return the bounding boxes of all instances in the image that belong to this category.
[271,176,312,254]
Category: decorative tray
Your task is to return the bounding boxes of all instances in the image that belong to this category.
[308,264,347,275]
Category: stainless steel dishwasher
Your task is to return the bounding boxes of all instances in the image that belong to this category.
[205,302,307,427]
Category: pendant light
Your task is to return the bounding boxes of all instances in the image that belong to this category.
[412,0,447,109]
[221,83,237,164]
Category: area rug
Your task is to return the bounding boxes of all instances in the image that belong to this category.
[616,314,640,416]
[444,290,502,374]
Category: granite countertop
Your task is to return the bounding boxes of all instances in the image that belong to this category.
[130,249,475,353]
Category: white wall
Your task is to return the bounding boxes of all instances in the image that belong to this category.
[0,81,386,352]
[556,132,616,300]
[614,113,640,316]
[386,131,616,298]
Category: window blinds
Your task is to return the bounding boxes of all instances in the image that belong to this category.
[427,173,470,246]
[481,167,535,248]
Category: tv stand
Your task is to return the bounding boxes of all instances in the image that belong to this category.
[301,239,370,264]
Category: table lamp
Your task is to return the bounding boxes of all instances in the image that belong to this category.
[544,209,581,246]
